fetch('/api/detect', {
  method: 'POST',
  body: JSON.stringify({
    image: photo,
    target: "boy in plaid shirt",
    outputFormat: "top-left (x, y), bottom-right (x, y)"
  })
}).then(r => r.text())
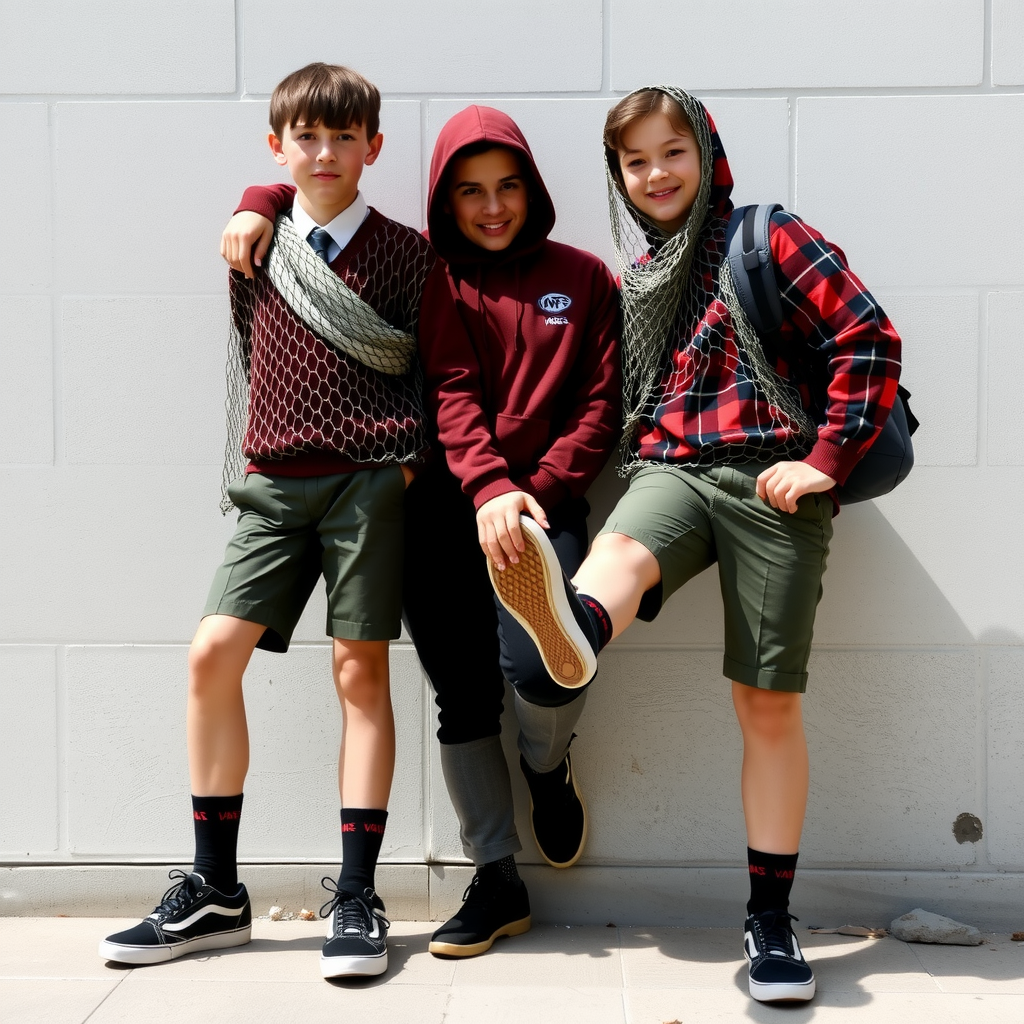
top-left (488, 86), bottom-right (901, 1004)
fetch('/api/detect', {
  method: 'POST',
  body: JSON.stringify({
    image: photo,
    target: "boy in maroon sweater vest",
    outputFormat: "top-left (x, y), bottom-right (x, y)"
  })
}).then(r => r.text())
top-left (99, 63), bottom-right (441, 980)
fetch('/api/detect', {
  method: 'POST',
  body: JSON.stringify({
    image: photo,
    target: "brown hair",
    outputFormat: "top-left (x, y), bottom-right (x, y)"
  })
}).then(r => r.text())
top-left (603, 89), bottom-right (695, 188)
top-left (269, 63), bottom-right (380, 140)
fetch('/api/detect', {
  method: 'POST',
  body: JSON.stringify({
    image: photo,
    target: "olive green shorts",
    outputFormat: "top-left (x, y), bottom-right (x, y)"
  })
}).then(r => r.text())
top-left (600, 463), bottom-right (834, 692)
top-left (203, 467), bottom-right (407, 652)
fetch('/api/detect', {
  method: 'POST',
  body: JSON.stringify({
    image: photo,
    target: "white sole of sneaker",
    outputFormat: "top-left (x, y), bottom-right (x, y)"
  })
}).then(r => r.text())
top-left (98, 925), bottom-right (252, 965)
top-left (320, 948), bottom-right (388, 978)
top-left (428, 914), bottom-right (532, 958)
top-left (487, 515), bottom-right (597, 689)
top-left (745, 938), bottom-right (816, 1003)
top-left (747, 975), bottom-right (816, 1002)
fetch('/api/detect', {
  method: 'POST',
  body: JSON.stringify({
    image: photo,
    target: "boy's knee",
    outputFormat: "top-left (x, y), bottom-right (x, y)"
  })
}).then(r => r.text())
top-left (333, 638), bottom-right (389, 671)
top-left (499, 622), bottom-right (590, 707)
top-left (734, 685), bottom-right (802, 739)
top-left (584, 532), bottom-right (661, 594)
top-left (187, 620), bottom-right (253, 695)
top-left (509, 672), bottom-right (589, 708)
top-left (590, 531), bottom-right (645, 566)
top-left (332, 640), bottom-right (390, 703)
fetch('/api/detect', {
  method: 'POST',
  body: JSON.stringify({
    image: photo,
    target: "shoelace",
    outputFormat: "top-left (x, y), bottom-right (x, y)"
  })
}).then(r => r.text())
top-left (461, 874), bottom-right (482, 904)
top-left (152, 870), bottom-right (198, 919)
top-left (756, 911), bottom-right (800, 956)
top-left (318, 878), bottom-right (390, 934)
top-left (460, 873), bottom-right (498, 908)
top-left (461, 866), bottom-right (521, 908)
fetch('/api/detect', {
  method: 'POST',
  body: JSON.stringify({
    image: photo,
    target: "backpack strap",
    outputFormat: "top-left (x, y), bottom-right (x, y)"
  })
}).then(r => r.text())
top-left (726, 203), bottom-right (919, 501)
top-left (725, 203), bottom-right (784, 335)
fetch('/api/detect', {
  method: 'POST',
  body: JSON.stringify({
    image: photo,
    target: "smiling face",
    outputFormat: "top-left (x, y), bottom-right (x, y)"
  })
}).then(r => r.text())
top-left (615, 111), bottom-right (702, 234)
top-left (269, 120), bottom-right (382, 224)
top-left (446, 147), bottom-right (529, 252)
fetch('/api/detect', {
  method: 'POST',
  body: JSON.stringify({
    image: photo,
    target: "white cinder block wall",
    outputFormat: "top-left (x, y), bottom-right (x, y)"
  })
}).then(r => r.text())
top-left (2, 0), bottom-right (1022, 928)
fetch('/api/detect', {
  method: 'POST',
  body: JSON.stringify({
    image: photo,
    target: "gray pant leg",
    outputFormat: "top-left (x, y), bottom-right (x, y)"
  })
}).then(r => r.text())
top-left (439, 735), bottom-right (522, 865)
top-left (515, 689), bottom-right (588, 774)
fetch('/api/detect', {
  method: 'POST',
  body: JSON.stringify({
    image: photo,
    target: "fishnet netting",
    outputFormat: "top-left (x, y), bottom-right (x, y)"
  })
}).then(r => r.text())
top-left (609, 85), bottom-right (816, 476)
top-left (221, 215), bottom-right (431, 512)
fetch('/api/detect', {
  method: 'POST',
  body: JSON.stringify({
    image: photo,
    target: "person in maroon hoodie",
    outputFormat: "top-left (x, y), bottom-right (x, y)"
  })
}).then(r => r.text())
top-left (220, 105), bottom-right (620, 958)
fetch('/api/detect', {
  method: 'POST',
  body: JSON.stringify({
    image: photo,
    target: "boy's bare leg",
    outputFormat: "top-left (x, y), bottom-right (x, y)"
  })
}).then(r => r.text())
top-left (731, 682), bottom-right (808, 853)
top-left (571, 532), bottom-right (661, 639)
top-left (320, 638), bottom-right (394, 978)
top-left (99, 614), bottom-right (260, 964)
top-left (187, 614), bottom-right (265, 795)
top-left (324, 638), bottom-right (394, 975)
top-left (333, 638), bottom-right (395, 808)
top-left (732, 683), bottom-right (814, 1002)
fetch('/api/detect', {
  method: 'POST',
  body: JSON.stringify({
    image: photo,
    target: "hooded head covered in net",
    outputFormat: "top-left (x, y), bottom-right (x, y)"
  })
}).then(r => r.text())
top-left (602, 86), bottom-right (815, 473)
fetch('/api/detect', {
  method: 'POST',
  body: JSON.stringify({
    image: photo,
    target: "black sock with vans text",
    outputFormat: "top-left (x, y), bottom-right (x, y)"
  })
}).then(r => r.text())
top-left (579, 594), bottom-right (612, 651)
top-left (746, 847), bottom-right (798, 915)
top-left (191, 794), bottom-right (243, 893)
top-left (337, 808), bottom-right (389, 894)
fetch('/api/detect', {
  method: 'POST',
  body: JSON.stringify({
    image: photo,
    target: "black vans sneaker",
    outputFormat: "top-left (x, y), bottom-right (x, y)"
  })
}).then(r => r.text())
top-left (428, 869), bottom-right (531, 958)
top-left (319, 880), bottom-right (390, 978)
top-left (743, 910), bottom-right (816, 1002)
top-left (520, 747), bottom-right (588, 868)
top-left (98, 870), bottom-right (251, 965)
top-left (488, 514), bottom-right (598, 689)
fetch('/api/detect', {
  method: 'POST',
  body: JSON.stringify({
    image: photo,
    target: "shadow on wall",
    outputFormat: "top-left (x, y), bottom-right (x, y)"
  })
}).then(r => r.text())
top-left (815, 496), bottom-right (983, 648)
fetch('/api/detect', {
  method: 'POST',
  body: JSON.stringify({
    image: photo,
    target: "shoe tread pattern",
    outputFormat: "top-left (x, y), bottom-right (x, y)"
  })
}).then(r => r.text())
top-left (489, 529), bottom-right (589, 688)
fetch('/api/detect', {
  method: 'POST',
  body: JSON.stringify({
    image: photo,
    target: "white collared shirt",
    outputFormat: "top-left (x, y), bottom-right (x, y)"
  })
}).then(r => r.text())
top-left (291, 193), bottom-right (369, 263)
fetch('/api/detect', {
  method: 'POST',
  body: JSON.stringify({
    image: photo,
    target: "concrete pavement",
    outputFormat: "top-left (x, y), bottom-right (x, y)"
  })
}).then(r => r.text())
top-left (3, 916), bottom-right (1024, 1023)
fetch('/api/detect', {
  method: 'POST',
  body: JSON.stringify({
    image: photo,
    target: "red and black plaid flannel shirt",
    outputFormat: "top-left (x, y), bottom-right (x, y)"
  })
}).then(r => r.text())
top-left (635, 210), bottom-right (902, 486)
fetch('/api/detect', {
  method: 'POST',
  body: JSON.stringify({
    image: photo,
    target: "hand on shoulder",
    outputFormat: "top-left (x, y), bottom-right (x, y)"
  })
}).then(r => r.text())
top-left (221, 212), bottom-right (275, 279)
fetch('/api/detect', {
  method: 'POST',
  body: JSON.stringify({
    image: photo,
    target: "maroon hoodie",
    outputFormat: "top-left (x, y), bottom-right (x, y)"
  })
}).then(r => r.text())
top-left (418, 105), bottom-right (621, 510)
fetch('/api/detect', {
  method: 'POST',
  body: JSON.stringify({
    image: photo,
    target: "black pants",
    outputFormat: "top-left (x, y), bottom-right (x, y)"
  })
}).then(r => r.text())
top-left (402, 463), bottom-right (590, 745)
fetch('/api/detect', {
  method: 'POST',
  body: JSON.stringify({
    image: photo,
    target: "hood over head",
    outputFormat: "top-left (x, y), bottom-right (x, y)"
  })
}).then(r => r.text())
top-left (427, 105), bottom-right (557, 266)
top-left (604, 86), bottom-right (735, 456)
top-left (604, 85), bottom-right (734, 236)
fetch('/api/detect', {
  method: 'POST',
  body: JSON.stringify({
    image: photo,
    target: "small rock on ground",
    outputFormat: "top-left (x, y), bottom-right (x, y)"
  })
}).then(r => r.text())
top-left (890, 908), bottom-right (983, 945)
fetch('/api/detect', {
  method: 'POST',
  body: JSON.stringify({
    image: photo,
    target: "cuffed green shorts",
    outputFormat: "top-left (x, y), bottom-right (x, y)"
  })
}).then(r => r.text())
top-left (600, 463), bottom-right (833, 692)
top-left (203, 467), bottom-right (407, 652)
